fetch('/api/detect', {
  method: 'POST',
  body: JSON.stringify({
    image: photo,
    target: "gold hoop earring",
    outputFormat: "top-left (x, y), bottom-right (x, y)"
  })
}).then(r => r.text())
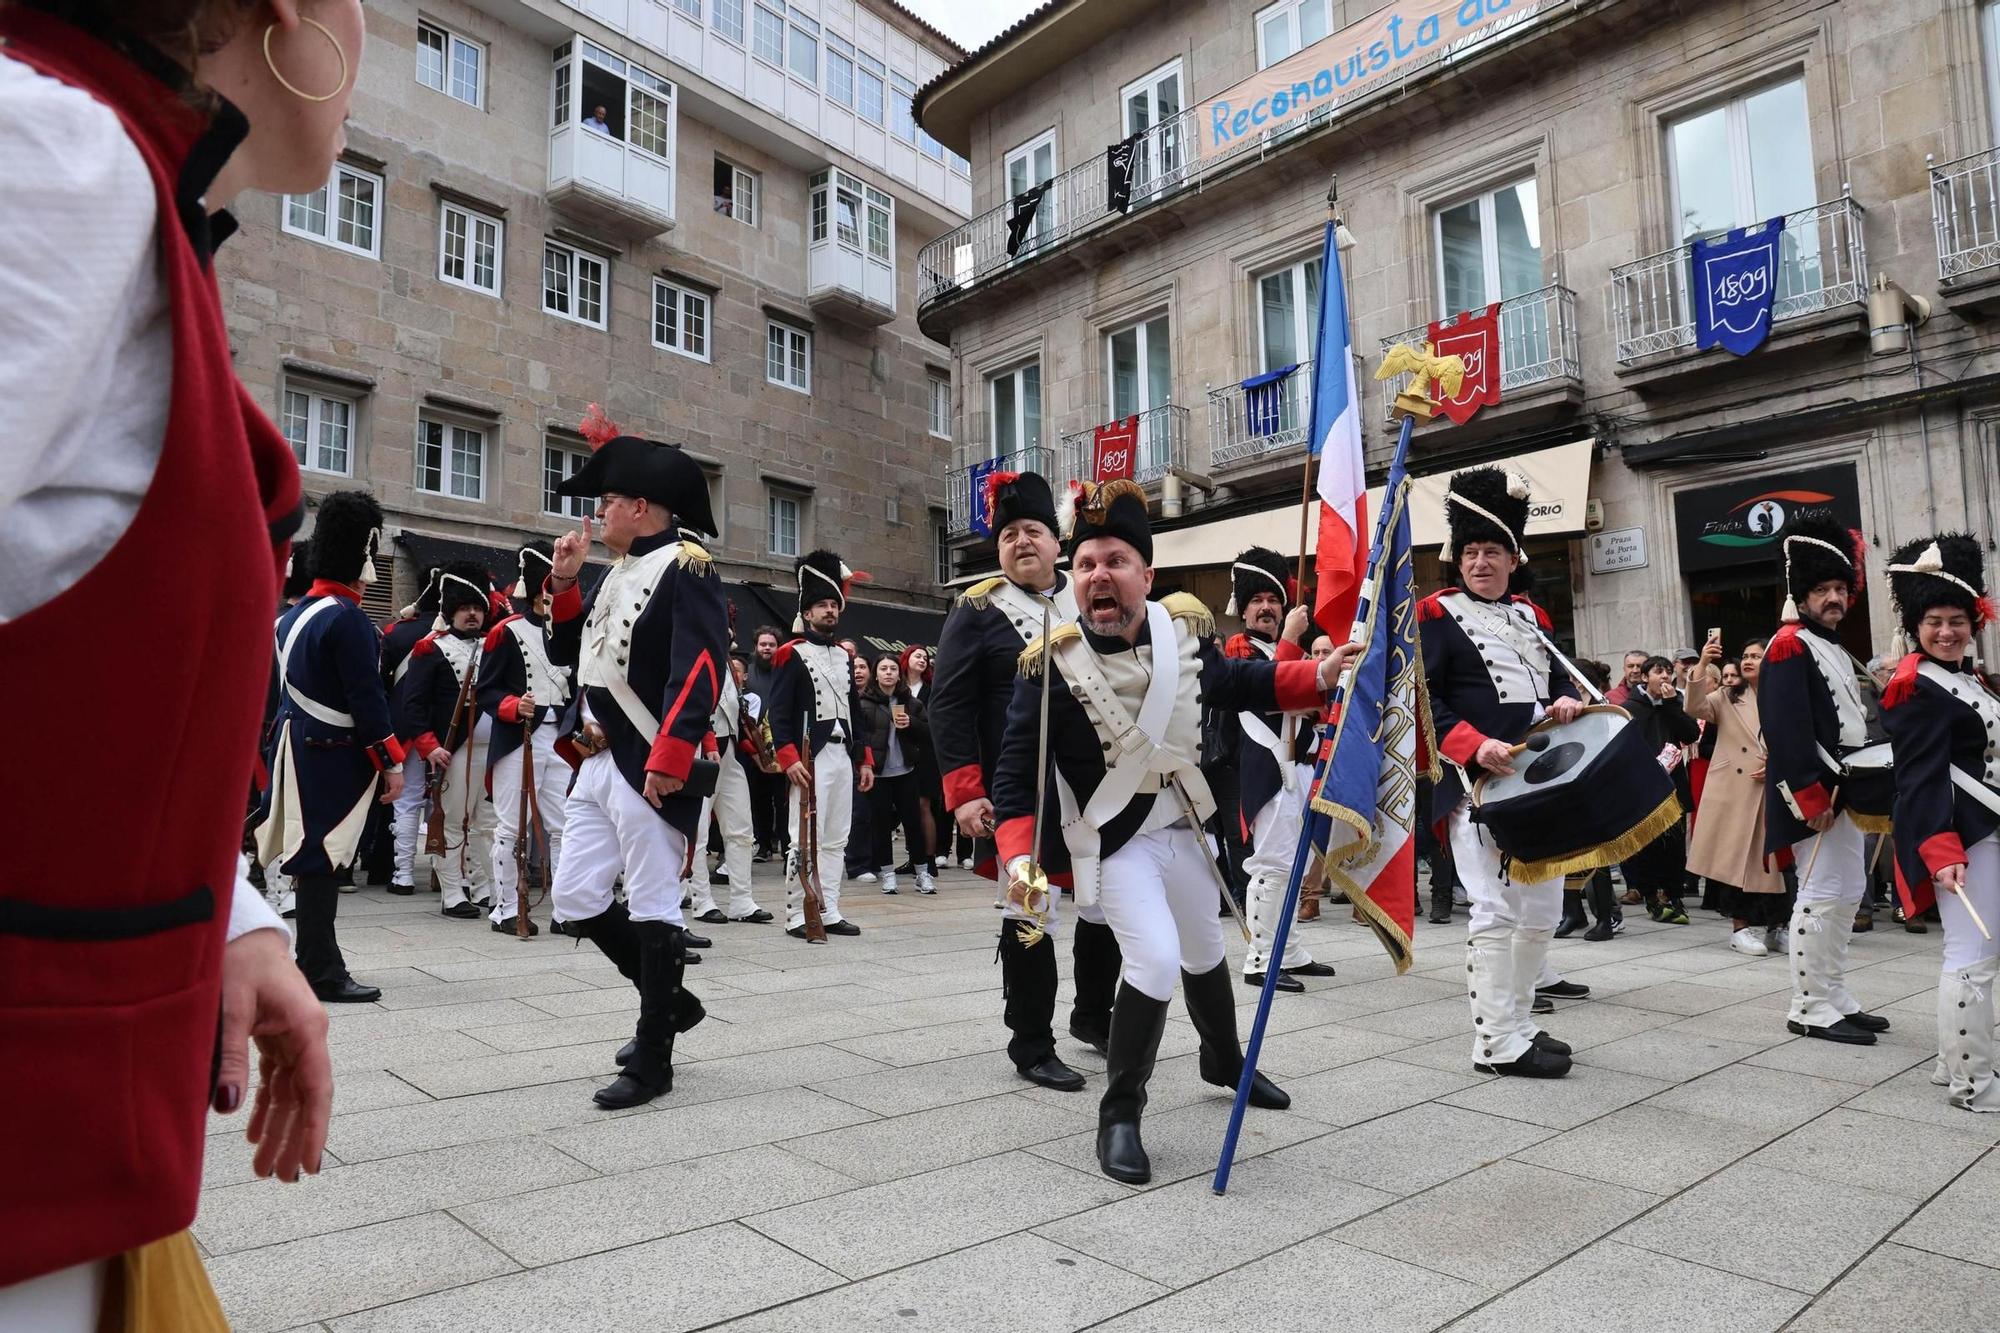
top-left (263, 17), bottom-right (349, 103)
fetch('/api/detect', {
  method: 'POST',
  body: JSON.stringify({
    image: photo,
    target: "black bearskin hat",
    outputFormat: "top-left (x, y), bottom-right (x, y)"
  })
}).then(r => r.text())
top-left (1780, 514), bottom-right (1863, 622)
top-left (1227, 546), bottom-right (1293, 617)
top-left (1061, 478), bottom-right (1152, 564)
top-left (437, 560), bottom-right (490, 622)
top-left (512, 541), bottom-right (555, 600)
top-left (1442, 466), bottom-right (1529, 562)
top-left (796, 549), bottom-right (864, 628)
top-left (985, 470), bottom-right (1059, 539)
top-left (1887, 533), bottom-right (1991, 638)
top-left (281, 540), bottom-right (315, 601)
top-left (310, 490), bottom-right (384, 587)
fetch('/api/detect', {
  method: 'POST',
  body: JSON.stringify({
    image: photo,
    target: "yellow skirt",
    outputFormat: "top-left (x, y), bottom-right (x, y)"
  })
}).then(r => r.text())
top-left (99, 1231), bottom-right (227, 1333)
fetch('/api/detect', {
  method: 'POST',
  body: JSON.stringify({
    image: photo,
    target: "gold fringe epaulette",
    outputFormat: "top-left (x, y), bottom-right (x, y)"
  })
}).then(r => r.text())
top-left (1162, 591), bottom-right (1214, 639)
top-left (959, 575), bottom-right (1007, 609)
top-left (1018, 623), bottom-right (1081, 677)
top-left (675, 540), bottom-right (715, 573)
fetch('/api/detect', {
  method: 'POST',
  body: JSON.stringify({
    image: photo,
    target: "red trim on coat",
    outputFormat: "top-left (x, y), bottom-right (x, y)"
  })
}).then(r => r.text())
top-left (1882, 653), bottom-right (1923, 710)
top-left (1272, 660), bottom-right (1324, 712)
top-left (1274, 638), bottom-right (1305, 662)
top-left (546, 579), bottom-right (583, 622)
top-left (942, 763), bottom-right (987, 810)
top-left (775, 743), bottom-right (802, 771)
top-left (1764, 624), bottom-right (1805, 663)
top-left (1790, 780), bottom-right (1832, 821)
top-left (365, 735), bottom-right (407, 772)
top-left (306, 579), bottom-right (359, 602)
top-left (414, 731), bottom-right (442, 759)
top-left (647, 733), bottom-right (696, 780)
top-left (1439, 720), bottom-right (1488, 767)
top-left (862, 747), bottom-right (875, 771)
top-left (483, 614), bottom-right (522, 652)
top-left (498, 695), bottom-right (523, 724)
top-left (658, 649), bottom-right (720, 742)
top-left (1920, 831), bottom-right (1970, 876)
top-left (995, 814), bottom-right (1036, 864)
top-left (771, 640), bottom-right (801, 669)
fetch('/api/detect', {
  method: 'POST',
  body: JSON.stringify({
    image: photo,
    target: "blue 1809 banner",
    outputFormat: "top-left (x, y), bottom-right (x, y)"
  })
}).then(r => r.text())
top-left (1691, 216), bottom-right (1783, 357)
top-left (966, 457), bottom-right (1000, 538)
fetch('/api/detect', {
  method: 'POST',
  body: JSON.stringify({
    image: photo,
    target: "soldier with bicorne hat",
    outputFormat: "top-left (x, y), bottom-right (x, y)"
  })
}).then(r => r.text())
top-left (400, 560), bottom-right (498, 918)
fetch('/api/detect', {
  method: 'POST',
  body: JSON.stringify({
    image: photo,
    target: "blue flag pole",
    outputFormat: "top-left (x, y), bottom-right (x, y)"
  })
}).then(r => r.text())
top-left (1212, 410), bottom-right (1416, 1196)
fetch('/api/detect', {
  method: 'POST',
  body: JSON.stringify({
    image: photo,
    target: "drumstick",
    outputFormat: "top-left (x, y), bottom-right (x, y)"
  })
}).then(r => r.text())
top-left (1798, 787), bottom-right (1840, 891)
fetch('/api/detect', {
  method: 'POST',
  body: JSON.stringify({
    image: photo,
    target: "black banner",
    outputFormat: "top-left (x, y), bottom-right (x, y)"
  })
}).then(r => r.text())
top-left (1672, 463), bottom-right (1863, 575)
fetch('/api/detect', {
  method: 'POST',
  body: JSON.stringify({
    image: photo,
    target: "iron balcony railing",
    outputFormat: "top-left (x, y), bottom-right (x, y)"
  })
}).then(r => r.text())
top-left (1058, 404), bottom-right (1190, 488)
top-left (945, 444), bottom-right (1055, 537)
top-left (1375, 285), bottom-right (1582, 424)
top-left (1932, 149), bottom-right (2000, 283)
top-left (1207, 361), bottom-right (1315, 469)
top-left (1609, 194), bottom-right (1868, 363)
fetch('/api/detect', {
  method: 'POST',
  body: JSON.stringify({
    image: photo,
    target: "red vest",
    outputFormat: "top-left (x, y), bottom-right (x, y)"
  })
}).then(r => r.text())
top-left (0, 12), bottom-right (301, 1284)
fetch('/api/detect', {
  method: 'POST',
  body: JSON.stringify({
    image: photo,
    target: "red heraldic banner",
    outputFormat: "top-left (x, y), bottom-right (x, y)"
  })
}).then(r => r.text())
top-left (1093, 416), bottom-right (1138, 482)
top-left (1426, 302), bottom-right (1500, 426)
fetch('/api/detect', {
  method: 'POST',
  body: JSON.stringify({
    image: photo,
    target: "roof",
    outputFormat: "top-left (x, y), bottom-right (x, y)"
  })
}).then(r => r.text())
top-left (914, 0), bottom-right (1119, 156)
top-left (875, 0), bottom-right (969, 60)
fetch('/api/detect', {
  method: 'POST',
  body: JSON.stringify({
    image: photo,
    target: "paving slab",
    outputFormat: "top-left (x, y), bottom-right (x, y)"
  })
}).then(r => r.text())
top-left (1021, 1095), bottom-right (1329, 1185)
top-left (1439, 1064), bottom-right (1673, 1130)
top-left (1442, 1239), bottom-right (1806, 1332)
top-left (1890, 1155), bottom-right (2000, 1269)
top-left (1786, 1241), bottom-right (2000, 1332)
top-left (543, 1085), bottom-right (879, 1173)
top-left (1509, 1102), bottom-right (1776, 1195)
top-left (1641, 1063), bottom-right (1861, 1133)
top-left (1748, 1106), bottom-right (1993, 1201)
top-left (1270, 1103), bottom-right (1555, 1197)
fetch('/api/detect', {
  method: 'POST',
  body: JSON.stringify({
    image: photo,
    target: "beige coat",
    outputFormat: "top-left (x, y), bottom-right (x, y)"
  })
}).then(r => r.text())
top-left (1685, 668), bottom-right (1785, 893)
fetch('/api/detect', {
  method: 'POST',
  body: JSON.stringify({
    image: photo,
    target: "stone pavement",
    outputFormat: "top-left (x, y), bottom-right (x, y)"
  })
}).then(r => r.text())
top-left (200, 870), bottom-right (1999, 1332)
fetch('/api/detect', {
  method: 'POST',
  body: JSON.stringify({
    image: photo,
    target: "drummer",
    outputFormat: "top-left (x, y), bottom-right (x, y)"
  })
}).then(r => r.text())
top-left (1761, 517), bottom-right (1892, 1046)
top-left (1419, 466), bottom-right (1587, 1080)
top-left (1881, 534), bottom-right (2000, 1112)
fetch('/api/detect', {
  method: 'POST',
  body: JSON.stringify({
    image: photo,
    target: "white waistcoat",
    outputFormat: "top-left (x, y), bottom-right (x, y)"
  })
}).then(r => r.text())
top-left (505, 617), bottom-right (570, 708)
top-left (1439, 591), bottom-right (1553, 708)
top-left (1801, 629), bottom-right (1869, 750)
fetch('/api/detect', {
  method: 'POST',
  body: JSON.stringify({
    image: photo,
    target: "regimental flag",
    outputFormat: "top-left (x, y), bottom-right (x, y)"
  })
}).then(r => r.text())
top-left (1692, 216), bottom-right (1783, 357)
top-left (1309, 220), bottom-right (1368, 639)
top-left (1426, 302), bottom-right (1500, 425)
top-left (1308, 443), bottom-right (1438, 973)
top-left (967, 457), bottom-right (1001, 538)
top-left (1093, 416), bottom-right (1138, 482)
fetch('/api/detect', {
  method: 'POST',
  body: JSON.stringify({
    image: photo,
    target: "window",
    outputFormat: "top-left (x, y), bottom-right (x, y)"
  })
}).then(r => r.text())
top-left (949, 150), bottom-right (971, 178)
top-left (988, 362), bottom-right (1041, 455)
top-left (628, 66), bottom-right (673, 158)
top-left (1433, 177), bottom-right (1541, 316)
top-left (933, 515), bottom-right (951, 584)
top-left (283, 162), bottom-right (381, 258)
top-left (1121, 62), bottom-right (1184, 198)
top-left (857, 52), bottom-right (885, 124)
top-left (891, 73), bottom-right (918, 143)
top-left (826, 32), bottom-right (855, 106)
top-left (552, 46), bottom-right (571, 128)
top-left (1108, 315), bottom-right (1173, 473)
top-left (1255, 0), bottom-right (1330, 68)
top-left (652, 278), bottom-right (710, 360)
top-left (280, 388), bottom-right (354, 475)
top-left (543, 442), bottom-right (592, 518)
top-left (1254, 257), bottom-right (1322, 436)
top-left (712, 0), bottom-right (744, 44)
top-left (674, 0), bottom-right (702, 17)
top-left (1667, 77), bottom-right (1818, 299)
top-left (752, 3), bottom-right (784, 65)
top-left (416, 416), bottom-right (486, 500)
top-left (543, 241), bottom-right (607, 328)
top-left (809, 169), bottom-right (891, 264)
top-left (766, 321), bottom-right (811, 393)
top-left (714, 158), bottom-right (757, 225)
top-left (1003, 132), bottom-right (1057, 250)
top-left (927, 372), bottom-right (951, 439)
top-left (788, 8), bottom-right (818, 83)
top-left (768, 488), bottom-right (803, 557)
top-left (417, 21), bottom-right (483, 107)
top-left (438, 202), bottom-right (503, 296)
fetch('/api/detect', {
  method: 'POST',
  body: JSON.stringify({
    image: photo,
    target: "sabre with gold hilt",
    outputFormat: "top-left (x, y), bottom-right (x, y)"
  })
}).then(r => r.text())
top-left (1010, 599), bottom-right (1058, 946)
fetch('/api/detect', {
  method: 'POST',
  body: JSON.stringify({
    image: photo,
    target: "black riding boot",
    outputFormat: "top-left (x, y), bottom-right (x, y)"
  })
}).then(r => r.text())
top-left (999, 922), bottom-right (1083, 1090)
top-left (594, 921), bottom-right (693, 1109)
top-left (1553, 889), bottom-right (1589, 939)
top-left (1068, 918), bottom-right (1121, 1053)
top-left (1583, 868), bottom-right (1617, 942)
top-left (570, 903), bottom-right (704, 1065)
top-left (1427, 853), bottom-right (1455, 924)
top-left (295, 872), bottom-right (376, 1000)
top-left (1097, 984), bottom-right (1170, 1184)
top-left (1181, 962), bottom-right (1290, 1110)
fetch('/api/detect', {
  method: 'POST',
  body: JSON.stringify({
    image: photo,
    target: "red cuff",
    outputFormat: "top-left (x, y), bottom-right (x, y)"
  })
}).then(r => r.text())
top-left (546, 578), bottom-right (583, 622)
top-left (995, 814), bottom-right (1035, 864)
top-left (365, 734), bottom-right (407, 771)
top-left (1440, 720), bottom-right (1488, 767)
top-left (701, 730), bottom-right (719, 760)
top-left (775, 742), bottom-right (802, 771)
top-left (414, 731), bottom-right (441, 759)
top-left (1275, 639), bottom-right (1305, 662)
top-left (943, 763), bottom-right (987, 810)
top-left (1920, 831), bottom-right (1969, 876)
top-left (1792, 780), bottom-right (1832, 821)
top-left (738, 735), bottom-right (759, 758)
top-left (1272, 660), bottom-right (1324, 712)
top-left (499, 695), bottom-right (523, 724)
top-left (647, 732), bottom-right (695, 780)
top-left (862, 747), bottom-right (875, 771)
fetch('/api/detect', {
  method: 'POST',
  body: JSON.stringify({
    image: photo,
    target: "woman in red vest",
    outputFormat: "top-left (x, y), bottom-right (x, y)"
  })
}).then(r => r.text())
top-left (0, 2), bottom-right (366, 1326)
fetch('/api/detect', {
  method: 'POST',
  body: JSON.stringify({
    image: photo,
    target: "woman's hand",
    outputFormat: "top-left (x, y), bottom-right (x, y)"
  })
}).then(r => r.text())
top-left (215, 930), bottom-right (332, 1183)
top-left (1937, 863), bottom-right (1967, 895)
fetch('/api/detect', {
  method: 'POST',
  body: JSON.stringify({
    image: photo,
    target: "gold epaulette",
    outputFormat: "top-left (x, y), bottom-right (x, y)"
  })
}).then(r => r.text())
top-left (1162, 591), bottom-right (1214, 639)
top-left (675, 540), bottom-right (715, 573)
top-left (959, 575), bottom-right (1007, 609)
top-left (1018, 622), bottom-right (1082, 677)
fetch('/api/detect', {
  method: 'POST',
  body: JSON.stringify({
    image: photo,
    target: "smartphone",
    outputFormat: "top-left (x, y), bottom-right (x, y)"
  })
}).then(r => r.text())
top-left (1707, 626), bottom-right (1722, 642)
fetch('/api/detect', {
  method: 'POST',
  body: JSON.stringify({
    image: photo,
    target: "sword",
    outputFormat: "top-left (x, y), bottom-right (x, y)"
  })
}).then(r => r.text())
top-left (1010, 598), bottom-right (1057, 944)
top-left (1167, 778), bottom-right (1253, 945)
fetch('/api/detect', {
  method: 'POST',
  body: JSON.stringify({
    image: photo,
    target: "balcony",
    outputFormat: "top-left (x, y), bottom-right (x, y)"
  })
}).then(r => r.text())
top-left (945, 445), bottom-right (1056, 537)
top-left (1208, 361), bottom-right (1314, 472)
top-left (1059, 404), bottom-right (1191, 490)
top-left (807, 169), bottom-right (896, 326)
top-left (546, 39), bottom-right (676, 240)
top-left (1931, 149), bottom-right (2000, 315)
top-left (1377, 285), bottom-right (1584, 431)
top-left (1609, 195), bottom-right (1867, 371)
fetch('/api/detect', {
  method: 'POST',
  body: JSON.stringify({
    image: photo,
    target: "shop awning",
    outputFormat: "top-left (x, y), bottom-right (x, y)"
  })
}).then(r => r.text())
top-left (733, 584), bottom-right (947, 659)
top-left (1149, 439), bottom-right (1595, 569)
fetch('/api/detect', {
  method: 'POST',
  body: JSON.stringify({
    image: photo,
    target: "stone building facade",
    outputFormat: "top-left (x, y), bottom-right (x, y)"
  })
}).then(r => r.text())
top-left (221, 0), bottom-right (967, 628)
top-left (915, 0), bottom-right (2000, 665)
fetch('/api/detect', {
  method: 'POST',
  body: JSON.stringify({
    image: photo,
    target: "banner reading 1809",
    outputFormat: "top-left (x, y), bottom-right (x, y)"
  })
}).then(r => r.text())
top-left (1200, 0), bottom-right (1540, 154)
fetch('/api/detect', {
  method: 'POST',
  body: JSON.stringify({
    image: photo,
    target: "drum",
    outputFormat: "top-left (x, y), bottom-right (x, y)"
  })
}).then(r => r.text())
top-left (1470, 705), bottom-right (1682, 883)
top-left (1840, 741), bottom-right (1893, 834)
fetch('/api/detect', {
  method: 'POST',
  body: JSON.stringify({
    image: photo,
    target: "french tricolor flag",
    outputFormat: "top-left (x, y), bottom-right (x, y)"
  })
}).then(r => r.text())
top-left (1309, 220), bottom-right (1367, 638)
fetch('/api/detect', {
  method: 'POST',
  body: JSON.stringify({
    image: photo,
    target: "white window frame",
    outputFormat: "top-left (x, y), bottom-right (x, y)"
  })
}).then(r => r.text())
top-left (927, 372), bottom-right (951, 440)
top-left (932, 513), bottom-right (951, 584)
top-left (1666, 75), bottom-right (1812, 243)
top-left (826, 31), bottom-right (855, 107)
top-left (714, 158), bottom-right (758, 226)
top-left (417, 19), bottom-right (484, 107)
top-left (542, 240), bottom-right (608, 329)
top-left (1254, 0), bottom-right (1331, 70)
top-left (787, 7), bottom-right (819, 85)
top-left (1003, 130), bottom-right (1058, 251)
top-left (1105, 315), bottom-right (1173, 421)
top-left (673, 0), bottom-right (702, 18)
top-left (652, 278), bottom-right (711, 361)
top-left (437, 201), bottom-right (504, 297)
top-left (986, 361), bottom-right (1042, 457)
top-left (543, 440), bottom-right (593, 519)
top-left (1430, 176), bottom-right (1539, 316)
top-left (767, 487), bottom-right (805, 557)
top-left (857, 51), bottom-right (885, 125)
top-left (891, 73), bottom-right (918, 144)
top-left (280, 385), bottom-right (356, 476)
top-left (751, 2), bottom-right (785, 66)
top-left (1255, 256), bottom-right (1322, 372)
top-left (415, 414), bottom-right (488, 502)
top-left (1119, 59), bottom-right (1185, 198)
top-left (282, 162), bottom-right (383, 259)
top-left (712, 0), bottom-right (744, 45)
top-left (766, 320), bottom-right (812, 393)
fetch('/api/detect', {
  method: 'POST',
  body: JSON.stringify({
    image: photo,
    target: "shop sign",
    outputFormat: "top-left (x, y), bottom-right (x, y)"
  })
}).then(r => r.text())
top-left (1672, 464), bottom-right (1862, 574)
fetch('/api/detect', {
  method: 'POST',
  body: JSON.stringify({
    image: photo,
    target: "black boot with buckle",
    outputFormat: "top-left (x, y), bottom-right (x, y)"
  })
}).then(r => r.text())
top-left (1097, 984), bottom-right (1170, 1184)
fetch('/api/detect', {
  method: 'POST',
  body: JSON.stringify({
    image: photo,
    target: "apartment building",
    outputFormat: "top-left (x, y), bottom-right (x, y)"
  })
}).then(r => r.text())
top-left (221, 0), bottom-right (968, 642)
top-left (915, 0), bottom-right (2000, 662)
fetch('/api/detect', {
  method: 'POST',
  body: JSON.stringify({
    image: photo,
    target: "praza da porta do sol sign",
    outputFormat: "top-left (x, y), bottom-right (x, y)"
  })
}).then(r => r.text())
top-left (1201, 0), bottom-right (1536, 152)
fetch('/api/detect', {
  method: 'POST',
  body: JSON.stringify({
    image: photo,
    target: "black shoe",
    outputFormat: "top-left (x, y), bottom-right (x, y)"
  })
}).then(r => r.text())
top-left (1185, 963), bottom-right (1290, 1109)
top-left (1842, 1010), bottom-right (1891, 1033)
top-left (1536, 980), bottom-right (1591, 1000)
top-left (313, 977), bottom-right (381, 1004)
top-left (491, 916), bottom-right (539, 936)
top-left (1852, 912), bottom-right (1874, 934)
top-left (1019, 1055), bottom-right (1086, 1091)
top-left (752, 850), bottom-right (772, 864)
top-left (733, 909), bottom-right (775, 924)
top-left (1283, 961), bottom-right (1336, 978)
top-left (440, 902), bottom-right (480, 919)
top-left (549, 918), bottom-right (574, 937)
top-left (682, 931), bottom-right (712, 949)
top-left (387, 882), bottom-right (416, 897)
top-left (824, 919), bottom-right (861, 936)
top-left (1243, 971), bottom-right (1305, 993)
top-left (1475, 1044), bottom-right (1571, 1077)
top-left (1429, 902), bottom-right (1454, 924)
top-left (683, 951), bottom-right (702, 964)
top-left (1531, 1031), bottom-right (1572, 1056)
top-left (1787, 1018), bottom-right (1878, 1046)
top-left (595, 922), bottom-right (692, 1109)
top-left (696, 908), bottom-right (728, 924)
top-left (1097, 985), bottom-right (1170, 1185)
top-left (1553, 890), bottom-right (1589, 939)
top-left (786, 925), bottom-right (809, 939)
top-left (1531, 994), bottom-right (1554, 1015)
top-left (1068, 1016), bottom-right (1110, 1055)
top-left (1583, 917), bottom-right (1614, 942)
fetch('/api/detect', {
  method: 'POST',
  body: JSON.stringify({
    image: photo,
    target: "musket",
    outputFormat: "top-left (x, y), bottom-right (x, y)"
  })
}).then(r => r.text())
top-left (795, 725), bottom-right (828, 943)
top-left (424, 640), bottom-right (479, 859)
top-left (1011, 599), bottom-right (1056, 944)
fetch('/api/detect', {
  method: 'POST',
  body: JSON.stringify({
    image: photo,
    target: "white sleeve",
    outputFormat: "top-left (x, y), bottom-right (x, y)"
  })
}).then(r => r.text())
top-left (227, 855), bottom-right (287, 942)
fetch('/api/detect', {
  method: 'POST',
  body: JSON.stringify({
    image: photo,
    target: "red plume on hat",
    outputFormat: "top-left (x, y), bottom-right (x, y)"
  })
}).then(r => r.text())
top-left (579, 402), bottom-right (620, 449)
top-left (982, 469), bottom-right (1019, 518)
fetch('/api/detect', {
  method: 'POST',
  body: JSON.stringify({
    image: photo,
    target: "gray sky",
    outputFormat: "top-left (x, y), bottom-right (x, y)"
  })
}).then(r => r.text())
top-left (895, 0), bottom-right (1040, 51)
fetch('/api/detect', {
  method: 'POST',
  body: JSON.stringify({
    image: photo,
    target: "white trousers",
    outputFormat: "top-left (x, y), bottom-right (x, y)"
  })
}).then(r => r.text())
top-left (431, 716), bottom-right (495, 908)
top-left (1451, 802), bottom-right (1561, 1064)
top-left (551, 749), bottom-right (687, 926)
top-left (391, 758), bottom-right (429, 887)
top-left (786, 744), bottom-right (852, 928)
top-left (1788, 816), bottom-right (1868, 1026)
top-left (1793, 814), bottom-right (1868, 908)
top-left (712, 751), bottom-right (760, 917)
top-left (1243, 777), bottom-right (1314, 975)
top-left (1095, 822), bottom-right (1229, 1001)
top-left (1941, 833), bottom-right (2000, 972)
top-left (488, 725), bottom-right (568, 925)
top-left (684, 794), bottom-right (720, 917)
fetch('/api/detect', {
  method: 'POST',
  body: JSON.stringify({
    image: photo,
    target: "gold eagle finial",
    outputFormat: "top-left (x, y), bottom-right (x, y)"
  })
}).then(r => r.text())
top-left (1374, 340), bottom-right (1466, 421)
